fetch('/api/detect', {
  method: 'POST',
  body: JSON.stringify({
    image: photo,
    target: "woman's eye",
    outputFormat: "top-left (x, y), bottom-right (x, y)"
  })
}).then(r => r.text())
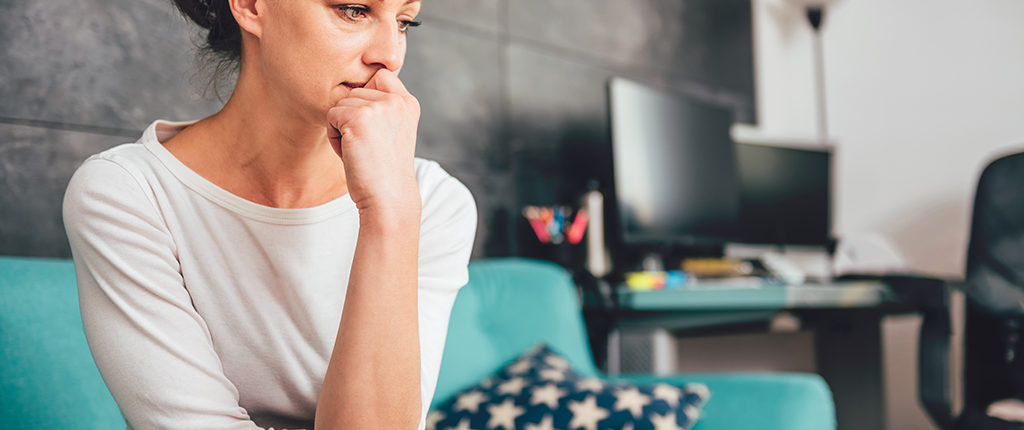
top-left (338, 5), bottom-right (368, 21)
top-left (398, 19), bottom-right (421, 33)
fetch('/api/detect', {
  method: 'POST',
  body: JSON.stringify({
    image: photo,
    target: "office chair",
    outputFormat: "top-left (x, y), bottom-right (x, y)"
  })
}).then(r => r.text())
top-left (920, 150), bottom-right (1024, 430)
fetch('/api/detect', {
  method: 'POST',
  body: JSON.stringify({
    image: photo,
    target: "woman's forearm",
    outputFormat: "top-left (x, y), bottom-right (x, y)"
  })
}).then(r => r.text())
top-left (316, 207), bottom-right (422, 429)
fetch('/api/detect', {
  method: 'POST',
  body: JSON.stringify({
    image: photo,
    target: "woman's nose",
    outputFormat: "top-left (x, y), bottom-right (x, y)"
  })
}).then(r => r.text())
top-left (362, 21), bottom-right (404, 72)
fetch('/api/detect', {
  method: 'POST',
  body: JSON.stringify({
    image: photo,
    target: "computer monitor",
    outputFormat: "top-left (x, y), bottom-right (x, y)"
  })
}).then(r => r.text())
top-left (608, 78), bottom-right (740, 247)
top-left (735, 142), bottom-right (832, 246)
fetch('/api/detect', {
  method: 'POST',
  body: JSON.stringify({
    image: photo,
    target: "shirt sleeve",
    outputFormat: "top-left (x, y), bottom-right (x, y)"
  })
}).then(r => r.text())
top-left (64, 157), bottom-right (265, 430)
top-left (413, 164), bottom-right (478, 428)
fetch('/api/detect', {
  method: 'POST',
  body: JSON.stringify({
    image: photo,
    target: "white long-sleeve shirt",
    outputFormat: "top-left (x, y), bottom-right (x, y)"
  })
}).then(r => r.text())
top-left (63, 120), bottom-right (477, 429)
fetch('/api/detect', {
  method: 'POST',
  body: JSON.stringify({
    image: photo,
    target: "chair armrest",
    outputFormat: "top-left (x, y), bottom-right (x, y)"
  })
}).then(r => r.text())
top-left (910, 278), bottom-right (955, 429)
top-left (612, 372), bottom-right (835, 430)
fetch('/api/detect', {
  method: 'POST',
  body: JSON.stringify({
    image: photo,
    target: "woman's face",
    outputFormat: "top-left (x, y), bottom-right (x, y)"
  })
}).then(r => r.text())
top-left (254, 0), bottom-right (421, 126)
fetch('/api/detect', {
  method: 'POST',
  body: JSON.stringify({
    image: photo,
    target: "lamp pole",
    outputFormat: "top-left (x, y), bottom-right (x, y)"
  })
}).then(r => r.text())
top-left (806, 6), bottom-right (829, 146)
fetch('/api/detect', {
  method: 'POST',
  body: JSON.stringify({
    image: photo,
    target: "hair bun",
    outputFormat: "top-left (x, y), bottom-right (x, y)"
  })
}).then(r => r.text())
top-left (172, 0), bottom-right (218, 30)
top-left (171, 0), bottom-right (241, 57)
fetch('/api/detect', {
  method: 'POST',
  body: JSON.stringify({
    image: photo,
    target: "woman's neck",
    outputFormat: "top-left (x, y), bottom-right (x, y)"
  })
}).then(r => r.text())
top-left (164, 68), bottom-right (347, 209)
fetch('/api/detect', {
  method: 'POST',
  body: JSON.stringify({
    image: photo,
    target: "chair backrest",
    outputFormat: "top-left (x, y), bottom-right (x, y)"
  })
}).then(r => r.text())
top-left (964, 151), bottom-right (1024, 315)
top-left (430, 258), bottom-right (599, 408)
top-left (960, 150), bottom-right (1024, 418)
top-left (0, 257), bottom-right (124, 429)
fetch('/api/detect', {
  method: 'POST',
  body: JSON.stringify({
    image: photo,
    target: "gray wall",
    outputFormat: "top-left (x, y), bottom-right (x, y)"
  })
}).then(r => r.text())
top-left (1, 0), bottom-right (753, 259)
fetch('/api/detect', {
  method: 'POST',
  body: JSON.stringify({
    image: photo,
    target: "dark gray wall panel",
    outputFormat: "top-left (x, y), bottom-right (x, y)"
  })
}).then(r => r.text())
top-left (435, 164), bottom-right (516, 258)
top-left (403, 25), bottom-right (504, 171)
top-left (506, 45), bottom-right (621, 205)
top-left (0, 124), bottom-right (122, 257)
top-left (419, 0), bottom-right (502, 35)
top-left (0, 0), bottom-right (221, 131)
top-left (507, 0), bottom-right (754, 95)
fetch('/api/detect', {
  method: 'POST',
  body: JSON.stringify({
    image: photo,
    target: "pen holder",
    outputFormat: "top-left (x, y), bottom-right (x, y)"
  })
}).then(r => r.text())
top-left (520, 204), bottom-right (589, 272)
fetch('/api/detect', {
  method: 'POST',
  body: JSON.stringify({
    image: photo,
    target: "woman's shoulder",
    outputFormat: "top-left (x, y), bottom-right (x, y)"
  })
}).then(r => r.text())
top-left (67, 132), bottom-right (167, 196)
top-left (64, 122), bottom-right (177, 221)
top-left (413, 158), bottom-right (475, 209)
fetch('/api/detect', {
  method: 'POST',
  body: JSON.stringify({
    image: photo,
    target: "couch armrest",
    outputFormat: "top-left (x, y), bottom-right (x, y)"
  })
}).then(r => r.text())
top-left (612, 372), bottom-right (835, 430)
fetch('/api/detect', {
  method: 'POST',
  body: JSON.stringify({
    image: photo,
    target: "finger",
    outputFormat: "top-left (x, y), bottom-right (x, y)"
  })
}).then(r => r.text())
top-left (326, 102), bottom-right (371, 138)
top-left (334, 97), bottom-right (373, 108)
top-left (364, 68), bottom-right (408, 95)
top-left (344, 87), bottom-right (388, 101)
top-left (326, 121), bottom-right (343, 150)
top-left (326, 105), bottom-right (359, 135)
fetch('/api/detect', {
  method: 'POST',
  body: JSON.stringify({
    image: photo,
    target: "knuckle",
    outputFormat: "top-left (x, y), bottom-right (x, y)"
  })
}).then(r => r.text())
top-left (354, 106), bottom-right (373, 121)
top-left (326, 108), bottom-right (344, 124)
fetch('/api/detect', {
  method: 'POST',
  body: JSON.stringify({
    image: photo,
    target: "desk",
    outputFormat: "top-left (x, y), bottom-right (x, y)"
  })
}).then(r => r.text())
top-left (617, 280), bottom-right (892, 310)
top-left (585, 278), bottom-right (922, 430)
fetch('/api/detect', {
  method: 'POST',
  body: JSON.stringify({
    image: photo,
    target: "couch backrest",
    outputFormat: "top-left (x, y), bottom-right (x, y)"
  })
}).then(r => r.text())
top-left (0, 257), bottom-right (124, 429)
top-left (430, 258), bottom-right (599, 408)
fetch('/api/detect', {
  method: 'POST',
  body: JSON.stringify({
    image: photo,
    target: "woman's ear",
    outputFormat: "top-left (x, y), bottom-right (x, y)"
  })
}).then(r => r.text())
top-left (228, 0), bottom-right (264, 38)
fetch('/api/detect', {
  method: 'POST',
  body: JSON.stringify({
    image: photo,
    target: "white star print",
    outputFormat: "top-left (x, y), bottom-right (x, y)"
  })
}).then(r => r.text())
top-left (576, 378), bottom-right (604, 392)
top-left (685, 383), bottom-right (711, 401)
top-left (524, 414), bottom-right (556, 430)
top-left (614, 386), bottom-right (651, 419)
top-left (507, 359), bottom-right (533, 375)
top-left (486, 399), bottom-right (525, 430)
top-left (539, 368), bottom-right (566, 382)
top-left (653, 384), bottom-right (683, 407)
top-left (451, 418), bottom-right (473, 430)
top-left (621, 424), bottom-right (634, 430)
top-left (425, 410), bottom-right (445, 430)
top-left (545, 354), bottom-right (570, 370)
top-left (650, 411), bottom-right (682, 430)
top-left (455, 390), bottom-right (489, 413)
top-left (567, 395), bottom-right (610, 430)
top-left (530, 383), bottom-right (566, 409)
top-left (682, 403), bottom-right (702, 421)
top-left (498, 377), bottom-right (528, 396)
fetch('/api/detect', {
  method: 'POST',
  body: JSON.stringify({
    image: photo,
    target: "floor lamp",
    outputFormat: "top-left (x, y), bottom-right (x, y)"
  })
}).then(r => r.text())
top-left (787, 0), bottom-right (841, 146)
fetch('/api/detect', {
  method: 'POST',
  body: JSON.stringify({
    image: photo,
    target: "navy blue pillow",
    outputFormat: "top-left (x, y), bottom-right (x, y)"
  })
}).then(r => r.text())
top-left (427, 344), bottom-right (710, 430)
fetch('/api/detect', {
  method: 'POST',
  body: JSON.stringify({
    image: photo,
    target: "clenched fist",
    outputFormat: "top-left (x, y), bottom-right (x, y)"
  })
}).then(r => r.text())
top-left (327, 68), bottom-right (421, 218)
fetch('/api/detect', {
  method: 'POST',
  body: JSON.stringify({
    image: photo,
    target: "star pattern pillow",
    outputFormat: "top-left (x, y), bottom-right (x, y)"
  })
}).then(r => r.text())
top-left (427, 343), bottom-right (710, 430)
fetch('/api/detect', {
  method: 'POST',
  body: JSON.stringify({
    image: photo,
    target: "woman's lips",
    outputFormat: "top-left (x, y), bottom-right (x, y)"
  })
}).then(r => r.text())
top-left (342, 82), bottom-right (366, 90)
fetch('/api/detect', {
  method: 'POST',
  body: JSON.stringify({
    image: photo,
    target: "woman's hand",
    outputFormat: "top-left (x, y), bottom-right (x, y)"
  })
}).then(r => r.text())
top-left (327, 68), bottom-right (421, 218)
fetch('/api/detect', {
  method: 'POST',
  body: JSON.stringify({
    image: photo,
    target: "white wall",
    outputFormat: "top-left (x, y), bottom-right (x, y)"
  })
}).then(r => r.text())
top-left (753, 0), bottom-right (1024, 279)
top-left (754, 2), bottom-right (1024, 428)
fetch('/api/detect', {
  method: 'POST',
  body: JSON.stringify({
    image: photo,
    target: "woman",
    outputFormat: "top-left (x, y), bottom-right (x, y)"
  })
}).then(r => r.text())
top-left (62, 0), bottom-right (476, 428)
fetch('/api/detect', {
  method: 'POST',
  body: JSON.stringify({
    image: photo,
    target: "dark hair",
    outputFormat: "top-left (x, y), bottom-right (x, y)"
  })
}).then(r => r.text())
top-left (171, 0), bottom-right (242, 97)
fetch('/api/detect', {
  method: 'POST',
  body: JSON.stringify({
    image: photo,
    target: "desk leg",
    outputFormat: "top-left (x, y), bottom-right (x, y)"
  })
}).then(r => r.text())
top-left (582, 308), bottom-right (615, 371)
top-left (607, 329), bottom-right (620, 375)
top-left (812, 311), bottom-right (886, 430)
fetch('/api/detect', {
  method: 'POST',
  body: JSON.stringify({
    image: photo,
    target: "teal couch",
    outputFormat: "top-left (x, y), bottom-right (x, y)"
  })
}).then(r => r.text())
top-left (432, 259), bottom-right (836, 429)
top-left (1, 256), bottom-right (835, 429)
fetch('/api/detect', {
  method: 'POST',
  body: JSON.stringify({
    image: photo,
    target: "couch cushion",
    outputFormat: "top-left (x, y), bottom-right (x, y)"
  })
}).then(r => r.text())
top-left (431, 259), bottom-right (600, 408)
top-left (428, 343), bottom-right (710, 430)
top-left (0, 256), bottom-right (124, 429)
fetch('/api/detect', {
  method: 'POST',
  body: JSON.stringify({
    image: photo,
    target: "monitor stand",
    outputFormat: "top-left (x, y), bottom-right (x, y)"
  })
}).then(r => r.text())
top-left (641, 252), bottom-right (665, 272)
top-left (628, 244), bottom-right (726, 273)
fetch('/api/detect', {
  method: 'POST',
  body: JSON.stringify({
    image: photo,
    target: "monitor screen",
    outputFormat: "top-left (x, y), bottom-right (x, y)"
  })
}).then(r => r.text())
top-left (609, 78), bottom-right (740, 246)
top-left (735, 143), bottom-right (832, 246)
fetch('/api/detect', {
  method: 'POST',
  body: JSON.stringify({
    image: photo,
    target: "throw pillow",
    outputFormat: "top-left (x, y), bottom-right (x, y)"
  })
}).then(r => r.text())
top-left (428, 343), bottom-right (710, 430)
